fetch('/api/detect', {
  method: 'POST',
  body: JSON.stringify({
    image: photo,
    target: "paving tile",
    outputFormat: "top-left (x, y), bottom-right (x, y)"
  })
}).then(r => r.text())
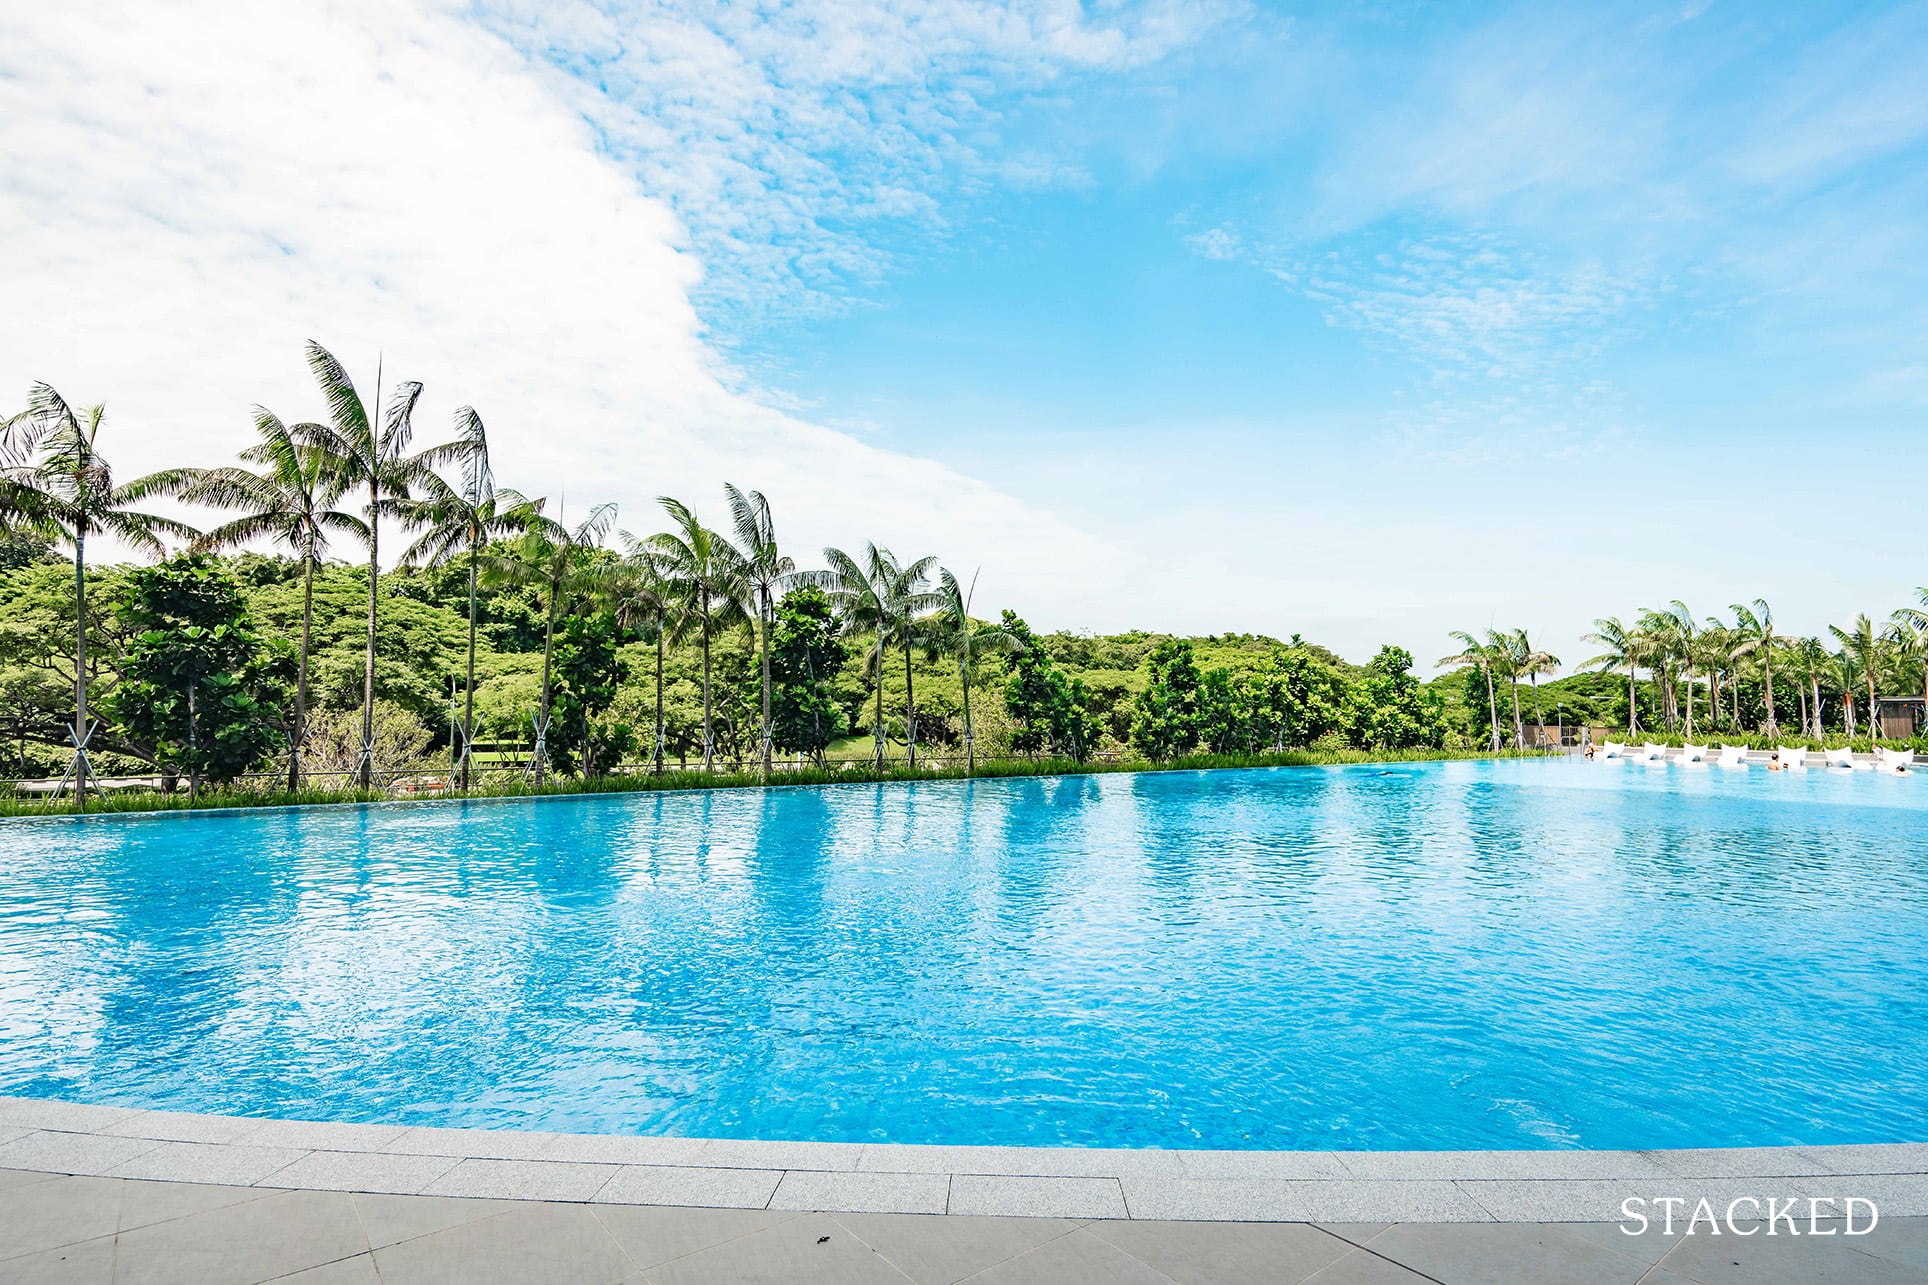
top-left (956, 1227), bottom-right (1176, 1284)
top-left (594, 1163), bottom-right (782, 1209)
top-left (0, 1231), bottom-right (119, 1283)
top-left (119, 1176), bottom-right (282, 1232)
top-left (1314, 1223), bottom-right (1391, 1244)
top-left (0, 1124), bottom-right (38, 1148)
top-left (856, 1144), bottom-right (1183, 1179)
top-left (0, 1097), bottom-right (144, 1133)
top-left (1642, 1147), bottom-right (1841, 1178)
top-left (1365, 1221), bottom-right (1656, 1285)
top-left (1802, 1145), bottom-right (1928, 1177)
top-left (235, 1119), bottom-right (413, 1153)
top-left (260, 1148), bottom-right (462, 1195)
top-left (1176, 1151), bottom-right (1352, 1181)
top-left (538, 1132), bottom-right (717, 1167)
top-left (1339, 1149), bottom-right (1671, 1181)
top-left (833, 1211), bottom-right (1080, 1285)
top-left (101, 1109), bottom-right (267, 1145)
top-left (593, 1204), bottom-right (798, 1270)
top-left (1453, 1177), bottom-right (1815, 1223)
top-left (949, 1175), bottom-right (1127, 1219)
top-left (420, 1156), bottom-right (618, 1202)
top-left (1859, 1217), bottom-right (1928, 1273)
top-left (647, 1212), bottom-right (915, 1284)
top-left (386, 1124), bottom-right (565, 1160)
top-left (693, 1138), bottom-right (864, 1171)
top-left (1546, 1217), bottom-right (1684, 1268)
top-left (106, 1140), bottom-right (310, 1187)
top-left (771, 1169), bottom-right (951, 1215)
top-left (1808, 1174), bottom-right (1928, 1218)
top-left (373, 1203), bottom-right (632, 1285)
top-left (1090, 1218), bottom-right (1355, 1284)
top-left (110, 1188), bottom-right (368, 1285)
top-left (1298, 1248), bottom-right (1434, 1284)
top-left (1121, 1178), bottom-right (1490, 1223)
top-left (1654, 1222), bottom-right (1928, 1284)
top-left (0, 1165), bottom-right (64, 1189)
top-left (264, 1254), bottom-right (383, 1283)
top-left (0, 1174), bottom-right (123, 1261)
top-left (0, 1128), bottom-right (162, 1175)
top-left (351, 1192), bottom-right (523, 1249)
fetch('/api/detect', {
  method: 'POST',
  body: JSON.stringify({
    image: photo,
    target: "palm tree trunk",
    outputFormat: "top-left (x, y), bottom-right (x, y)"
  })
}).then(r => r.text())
top-left (699, 591), bottom-right (713, 772)
top-left (535, 582), bottom-right (557, 785)
top-left (293, 555), bottom-right (314, 792)
top-left (653, 624), bottom-right (665, 775)
top-left (903, 634), bottom-right (917, 770)
top-left (1627, 667), bottom-right (1638, 736)
top-left (360, 480), bottom-right (379, 788)
top-left (759, 589), bottom-right (773, 776)
top-left (1764, 652), bottom-right (1776, 737)
top-left (462, 542), bottom-right (478, 790)
top-left (1484, 666), bottom-right (1498, 751)
top-left (1509, 676), bottom-right (1522, 748)
top-left (961, 650), bottom-right (975, 777)
top-left (1868, 671), bottom-right (1879, 749)
top-left (72, 533), bottom-right (88, 813)
top-left (872, 623), bottom-right (885, 771)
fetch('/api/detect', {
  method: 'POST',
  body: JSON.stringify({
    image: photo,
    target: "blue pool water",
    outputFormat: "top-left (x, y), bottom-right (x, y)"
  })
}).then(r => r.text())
top-left (1, 758), bottom-right (1925, 1151)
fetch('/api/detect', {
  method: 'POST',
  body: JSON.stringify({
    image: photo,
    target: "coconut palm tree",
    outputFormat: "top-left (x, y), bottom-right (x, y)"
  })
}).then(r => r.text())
top-left (0, 384), bottom-right (198, 808)
top-left (180, 407), bottom-right (361, 790)
top-left (1509, 629), bottom-right (1558, 745)
top-left (1885, 613), bottom-right (1928, 736)
top-left (1642, 603), bottom-right (1699, 736)
top-left (927, 568), bottom-right (1023, 775)
top-left (483, 500), bottom-right (617, 782)
top-left (808, 544), bottom-right (894, 769)
top-left (648, 498), bottom-right (743, 772)
top-left (1582, 616), bottom-right (1645, 735)
top-left (1831, 614), bottom-right (1885, 750)
top-left (1728, 600), bottom-right (1782, 737)
top-left (609, 540), bottom-right (676, 774)
top-left (878, 548), bottom-right (942, 769)
top-left (392, 408), bottom-right (525, 789)
top-left (1788, 635), bottom-right (1829, 737)
top-left (1438, 630), bottom-right (1502, 751)
top-left (723, 484), bottom-right (794, 777)
top-left (296, 342), bottom-right (427, 787)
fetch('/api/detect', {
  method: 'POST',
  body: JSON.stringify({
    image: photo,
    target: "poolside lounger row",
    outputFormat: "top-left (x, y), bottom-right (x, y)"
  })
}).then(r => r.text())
top-left (1592, 743), bottom-right (1912, 771)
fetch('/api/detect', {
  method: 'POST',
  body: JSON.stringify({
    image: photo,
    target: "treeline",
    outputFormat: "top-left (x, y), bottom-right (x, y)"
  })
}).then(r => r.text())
top-left (0, 352), bottom-right (1453, 803)
top-left (1441, 600), bottom-right (1928, 748)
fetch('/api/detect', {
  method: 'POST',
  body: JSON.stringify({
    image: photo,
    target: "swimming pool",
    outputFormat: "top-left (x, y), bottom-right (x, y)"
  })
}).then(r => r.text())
top-left (1, 759), bottom-right (1923, 1151)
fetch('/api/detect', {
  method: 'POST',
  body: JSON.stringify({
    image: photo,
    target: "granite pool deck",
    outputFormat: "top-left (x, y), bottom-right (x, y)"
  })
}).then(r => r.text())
top-left (3, 1096), bottom-right (1927, 1282)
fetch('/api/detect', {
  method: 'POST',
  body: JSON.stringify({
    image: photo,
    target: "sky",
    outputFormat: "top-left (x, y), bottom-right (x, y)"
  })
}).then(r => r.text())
top-left (3, 0), bottom-right (1925, 669)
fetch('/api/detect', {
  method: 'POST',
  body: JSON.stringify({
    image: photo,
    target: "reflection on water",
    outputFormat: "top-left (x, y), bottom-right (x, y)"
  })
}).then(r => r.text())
top-left (1, 759), bottom-right (1925, 1150)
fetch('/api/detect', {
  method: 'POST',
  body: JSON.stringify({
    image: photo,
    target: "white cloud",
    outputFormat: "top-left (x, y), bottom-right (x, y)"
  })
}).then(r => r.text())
top-left (0, 0), bottom-right (1116, 618)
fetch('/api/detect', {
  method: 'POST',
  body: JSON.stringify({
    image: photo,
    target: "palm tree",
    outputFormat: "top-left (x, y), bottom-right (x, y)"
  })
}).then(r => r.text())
top-left (723, 485), bottom-right (793, 777)
top-left (297, 343), bottom-right (427, 787)
top-left (609, 540), bottom-right (676, 774)
top-left (1583, 616), bottom-right (1644, 736)
top-left (1642, 602), bottom-right (1699, 737)
top-left (878, 548), bottom-right (942, 769)
top-left (1510, 629), bottom-right (1558, 745)
top-left (181, 407), bottom-right (361, 790)
top-left (1830, 614), bottom-right (1884, 750)
top-left (1789, 635), bottom-right (1829, 738)
top-left (809, 544), bottom-right (894, 769)
top-left (1488, 628), bottom-right (1529, 748)
top-left (648, 498), bottom-right (742, 772)
top-left (1728, 600), bottom-right (1781, 736)
top-left (393, 408), bottom-right (525, 789)
top-left (1438, 630), bottom-right (1502, 751)
top-left (927, 568), bottom-right (1023, 775)
top-left (0, 384), bottom-right (197, 808)
top-left (1698, 617), bottom-right (1735, 733)
top-left (1885, 613), bottom-right (1928, 736)
top-left (483, 500), bottom-right (617, 782)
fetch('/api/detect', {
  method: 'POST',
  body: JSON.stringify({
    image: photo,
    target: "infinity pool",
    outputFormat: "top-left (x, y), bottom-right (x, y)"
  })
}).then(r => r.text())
top-left (2, 759), bottom-right (1924, 1150)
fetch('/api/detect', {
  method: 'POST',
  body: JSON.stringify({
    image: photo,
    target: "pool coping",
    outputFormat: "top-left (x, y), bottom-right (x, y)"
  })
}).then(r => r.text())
top-left (3, 1096), bottom-right (1924, 1223)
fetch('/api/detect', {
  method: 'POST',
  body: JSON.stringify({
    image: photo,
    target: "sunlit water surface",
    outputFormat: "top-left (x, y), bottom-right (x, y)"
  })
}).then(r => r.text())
top-left (2, 758), bottom-right (1924, 1150)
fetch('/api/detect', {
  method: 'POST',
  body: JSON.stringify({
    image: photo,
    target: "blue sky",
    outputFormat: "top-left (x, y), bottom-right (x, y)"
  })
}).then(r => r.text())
top-left (5, 0), bottom-right (1926, 664)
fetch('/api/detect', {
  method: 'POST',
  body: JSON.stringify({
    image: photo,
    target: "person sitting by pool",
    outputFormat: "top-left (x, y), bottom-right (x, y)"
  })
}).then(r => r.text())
top-left (1583, 742), bottom-right (1596, 761)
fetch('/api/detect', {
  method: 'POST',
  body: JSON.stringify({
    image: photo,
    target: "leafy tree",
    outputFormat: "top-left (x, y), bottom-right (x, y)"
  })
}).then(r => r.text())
top-left (107, 555), bottom-right (290, 793)
top-left (1196, 667), bottom-right (1247, 754)
top-left (999, 610), bottom-right (1097, 760)
top-left (768, 586), bottom-right (846, 761)
top-left (1130, 638), bottom-right (1202, 761)
top-left (547, 609), bottom-right (633, 776)
top-left (0, 383), bottom-right (197, 807)
top-left (1251, 647), bottom-right (1347, 749)
top-left (924, 569), bottom-right (1022, 774)
top-left (1346, 646), bottom-right (1448, 750)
